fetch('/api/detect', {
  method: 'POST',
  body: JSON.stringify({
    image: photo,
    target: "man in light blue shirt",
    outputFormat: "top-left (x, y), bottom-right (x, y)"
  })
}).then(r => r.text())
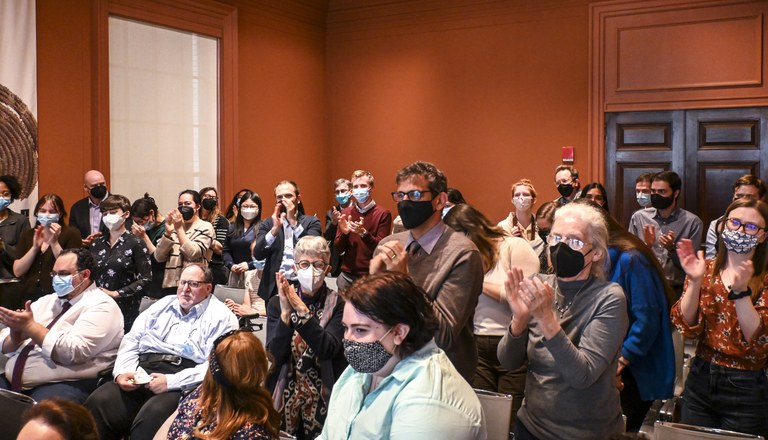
top-left (85, 264), bottom-right (238, 440)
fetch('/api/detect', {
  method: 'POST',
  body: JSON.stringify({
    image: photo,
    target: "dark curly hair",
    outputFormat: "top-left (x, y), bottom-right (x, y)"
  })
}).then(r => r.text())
top-left (344, 272), bottom-right (437, 358)
top-left (0, 175), bottom-right (22, 200)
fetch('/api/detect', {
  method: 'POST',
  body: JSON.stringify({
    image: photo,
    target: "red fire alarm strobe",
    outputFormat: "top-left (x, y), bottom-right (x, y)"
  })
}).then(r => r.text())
top-left (562, 146), bottom-right (574, 163)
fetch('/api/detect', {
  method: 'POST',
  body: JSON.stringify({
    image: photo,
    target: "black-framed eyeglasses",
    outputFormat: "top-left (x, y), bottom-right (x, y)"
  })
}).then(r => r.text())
top-left (178, 279), bottom-right (210, 288)
top-left (212, 328), bottom-right (249, 350)
top-left (725, 218), bottom-right (765, 236)
top-left (391, 190), bottom-right (435, 202)
top-left (297, 260), bottom-right (328, 270)
top-left (202, 195), bottom-right (218, 201)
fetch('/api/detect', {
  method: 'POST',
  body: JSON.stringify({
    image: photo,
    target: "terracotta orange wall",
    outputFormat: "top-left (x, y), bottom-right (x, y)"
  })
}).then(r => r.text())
top-left (36, 0), bottom-right (597, 221)
top-left (326, 1), bottom-right (595, 222)
top-left (36, 0), bottom-right (329, 215)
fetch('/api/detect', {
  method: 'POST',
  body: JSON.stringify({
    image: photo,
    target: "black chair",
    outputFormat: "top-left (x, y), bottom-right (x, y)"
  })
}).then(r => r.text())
top-left (0, 388), bottom-right (36, 440)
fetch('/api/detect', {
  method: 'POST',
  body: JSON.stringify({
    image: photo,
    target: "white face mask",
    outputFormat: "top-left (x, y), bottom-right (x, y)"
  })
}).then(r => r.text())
top-left (102, 213), bottom-right (126, 231)
top-left (513, 196), bottom-right (532, 211)
top-left (297, 266), bottom-right (326, 294)
top-left (241, 207), bottom-right (259, 220)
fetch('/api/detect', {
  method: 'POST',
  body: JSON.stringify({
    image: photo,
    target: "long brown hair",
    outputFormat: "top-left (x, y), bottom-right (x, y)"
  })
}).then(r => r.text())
top-left (443, 203), bottom-right (506, 271)
top-left (193, 331), bottom-right (280, 439)
top-left (712, 198), bottom-right (768, 298)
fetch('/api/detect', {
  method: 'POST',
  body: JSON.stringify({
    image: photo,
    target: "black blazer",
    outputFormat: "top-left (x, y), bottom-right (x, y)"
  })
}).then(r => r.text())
top-left (252, 213), bottom-right (322, 301)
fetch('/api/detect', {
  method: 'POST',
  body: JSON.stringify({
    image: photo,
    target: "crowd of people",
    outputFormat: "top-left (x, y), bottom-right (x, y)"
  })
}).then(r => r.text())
top-left (0, 160), bottom-right (765, 440)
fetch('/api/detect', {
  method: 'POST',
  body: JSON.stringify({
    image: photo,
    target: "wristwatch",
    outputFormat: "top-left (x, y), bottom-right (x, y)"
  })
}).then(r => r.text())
top-left (290, 310), bottom-right (312, 326)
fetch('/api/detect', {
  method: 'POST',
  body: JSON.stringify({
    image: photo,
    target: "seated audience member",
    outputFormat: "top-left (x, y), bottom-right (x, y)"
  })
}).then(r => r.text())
top-left (252, 180), bottom-right (322, 301)
top-left (534, 201), bottom-right (558, 272)
top-left (0, 248), bottom-right (123, 402)
top-left (225, 268), bottom-right (264, 318)
top-left (634, 172), bottom-right (654, 210)
top-left (17, 398), bottom-right (99, 440)
top-left (85, 264), bottom-right (238, 440)
top-left (130, 193), bottom-right (167, 298)
top-left (267, 236), bottom-right (345, 440)
top-left (498, 179), bottom-right (545, 268)
top-left (370, 161), bottom-right (483, 381)
top-left (13, 194), bottom-right (82, 302)
top-left (0, 175), bottom-right (31, 309)
top-left (628, 171), bottom-right (703, 297)
top-left (579, 182), bottom-right (609, 212)
top-left (325, 178), bottom-right (353, 277)
top-left (671, 198), bottom-right (768, 438)
top-left (199, 186), bottom-right (230, 286)
top-left (90, 194), bottom-right (151, 332)
top-left (335, 169), bottom-right (393, 292)
top-left (154, 190), bottom-right (214, 294)
top-left (224, 188), bottom-right (250, 224)
top-left (318, 272), bottom-right (485, 440)
top-left (586, 200), bottom-right (675, 432)
top-left (498, 203), bottom-right (628, 440)
top-left (444, 204), bottom-right (539, 427)
top-left (704, 174), bottom-right (765, 259)
top-left (69, 169), bottom-right (109, 247)
top-left (223, 190), bottom-right (263, 287)
top-left (168, 330), bottom-right (280, 439)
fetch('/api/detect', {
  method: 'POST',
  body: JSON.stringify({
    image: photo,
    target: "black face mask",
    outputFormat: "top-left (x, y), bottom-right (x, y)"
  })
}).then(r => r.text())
top-left (90, 185), bottom-right (107, 200)
top-left (398, 200), bottom-right (435, 230)
top-left (650, 193), bottom-right (674, 210)
top-left (538, 229), bottom-right (550, 243)
top-left (178, 206), bottom-right (195, 221)
top-left (550, 242), bottom-right (592, 278)
top-left (202, 198), bottom-right (217, 211)
top-left (557, 183), bottom-right (574, 198)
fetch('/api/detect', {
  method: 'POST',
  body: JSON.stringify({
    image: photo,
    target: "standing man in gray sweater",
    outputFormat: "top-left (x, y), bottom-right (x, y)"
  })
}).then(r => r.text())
top-left (370, 161), bottom-right (483, 381)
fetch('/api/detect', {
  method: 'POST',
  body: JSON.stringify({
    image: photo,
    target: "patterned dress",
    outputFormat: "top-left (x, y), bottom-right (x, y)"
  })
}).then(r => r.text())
top-left (168, 386), bottom-right (275, 439)
top-left (90, 231), bottom-right (151, 331)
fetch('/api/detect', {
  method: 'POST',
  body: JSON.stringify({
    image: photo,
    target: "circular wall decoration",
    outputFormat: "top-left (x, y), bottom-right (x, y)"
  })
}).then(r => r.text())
top-left (0, 82), bottom-right (38, 200)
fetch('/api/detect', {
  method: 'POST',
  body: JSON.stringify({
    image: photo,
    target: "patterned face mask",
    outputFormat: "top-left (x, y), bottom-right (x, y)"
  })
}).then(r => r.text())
top-left (721, 229), bottom-right (758, 254)
top-left (343, 328), bottom-right (393, 373)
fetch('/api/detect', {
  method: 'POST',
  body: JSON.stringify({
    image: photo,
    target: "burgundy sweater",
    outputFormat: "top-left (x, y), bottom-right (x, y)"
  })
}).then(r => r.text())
top-left (334, 203), bottom-right (393, 276)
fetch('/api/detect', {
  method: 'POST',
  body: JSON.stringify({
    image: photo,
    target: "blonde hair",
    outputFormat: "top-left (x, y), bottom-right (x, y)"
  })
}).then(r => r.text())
top-left (295, 236), bottom-right (330, 262)
top-left (512, 178), bottom-right (537, 200)
top-left (351, 170), bottom-right (374, 188)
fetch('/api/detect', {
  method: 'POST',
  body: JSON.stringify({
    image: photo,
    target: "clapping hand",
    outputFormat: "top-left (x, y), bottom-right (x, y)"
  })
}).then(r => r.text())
top-left (676, 239), bottom-right (706, 282)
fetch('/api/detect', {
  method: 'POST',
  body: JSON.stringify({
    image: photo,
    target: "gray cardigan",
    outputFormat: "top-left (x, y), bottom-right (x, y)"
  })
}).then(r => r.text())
top-left (497, 274), bottom-right (628, 440)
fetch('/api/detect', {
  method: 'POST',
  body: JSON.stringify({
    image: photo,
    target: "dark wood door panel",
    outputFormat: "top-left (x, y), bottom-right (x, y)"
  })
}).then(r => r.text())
top-left (697, 162), bottom-right (759, 227)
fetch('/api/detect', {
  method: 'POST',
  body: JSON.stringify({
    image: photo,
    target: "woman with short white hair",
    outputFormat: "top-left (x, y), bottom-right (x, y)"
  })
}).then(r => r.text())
top-left (497, 202), bottom-right (628, 440)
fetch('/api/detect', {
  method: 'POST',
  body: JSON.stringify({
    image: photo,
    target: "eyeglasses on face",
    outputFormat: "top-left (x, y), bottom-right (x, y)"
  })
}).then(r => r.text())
top-left (391, 190), bottom-right (435, 202)
top-left (297, 260), bottom-right (328, 270)
top-left (178, 279), bottom-right (210, 288)
top-left (725, 218), bottom-right (765, 236)
top-left (547, 234), bottom-right (589, 251)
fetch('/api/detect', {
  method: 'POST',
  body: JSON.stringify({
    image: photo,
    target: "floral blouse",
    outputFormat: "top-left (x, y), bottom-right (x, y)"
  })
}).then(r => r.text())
top-left (90, 231), bottom-right (151, 330)
top-left (168, 386), bottom-right (275, 440)
top-left (671, 260), bottom-right (768, 370)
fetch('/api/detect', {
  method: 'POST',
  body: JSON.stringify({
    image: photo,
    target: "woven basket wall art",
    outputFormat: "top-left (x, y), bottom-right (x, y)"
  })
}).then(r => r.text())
top-left (0, 82), bottom-right (38, 199)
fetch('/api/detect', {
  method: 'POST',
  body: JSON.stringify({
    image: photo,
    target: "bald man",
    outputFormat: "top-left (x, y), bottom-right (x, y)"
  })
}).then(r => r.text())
top-left (69, 170), bottom-right (109, 247)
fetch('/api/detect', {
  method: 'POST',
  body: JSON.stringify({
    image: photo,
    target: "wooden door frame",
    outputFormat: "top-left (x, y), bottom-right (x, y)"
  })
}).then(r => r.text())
top-left (93, 0), bottom-right (238, 198)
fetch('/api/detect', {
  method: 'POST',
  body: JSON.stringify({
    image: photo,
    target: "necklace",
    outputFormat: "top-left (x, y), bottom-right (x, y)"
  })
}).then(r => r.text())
top-left (554, 277), bottom-right (594, 319)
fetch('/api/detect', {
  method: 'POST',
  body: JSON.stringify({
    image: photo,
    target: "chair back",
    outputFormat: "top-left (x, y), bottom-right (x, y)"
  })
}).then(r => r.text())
top-left (213, 285), bottom-right (246, 304)
top-left (654, 421), bottom-right (765, 440)
top-left (0, 388), bottom-right (36, 440)
top-left (474, 388), bottom-right (513, 440)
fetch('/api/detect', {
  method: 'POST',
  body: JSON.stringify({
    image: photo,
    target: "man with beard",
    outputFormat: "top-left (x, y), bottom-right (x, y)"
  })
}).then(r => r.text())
top-left (629, 170), bottom-right (703, 297)
top-left (369, 161), bottom-right (483, 381)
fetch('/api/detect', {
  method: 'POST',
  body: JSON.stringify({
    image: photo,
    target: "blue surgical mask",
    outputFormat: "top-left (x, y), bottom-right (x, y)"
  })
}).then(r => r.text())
top-left (37, 213), bottom-right (60, 227)
top-left (336, 193), bottom-right (351, 206)
top-left (636, 192), bottom-right (651, 208)
top-left (0, 197), bottom-right (10, 211)
top-left (52, 274), bottom-right (75, 297)
top-left (353, 188), bottom-right (370, 204)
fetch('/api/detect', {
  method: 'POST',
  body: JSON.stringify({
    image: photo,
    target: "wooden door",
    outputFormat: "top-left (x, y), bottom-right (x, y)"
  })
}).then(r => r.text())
top-left (606, 107), bottom-right (768, 227)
